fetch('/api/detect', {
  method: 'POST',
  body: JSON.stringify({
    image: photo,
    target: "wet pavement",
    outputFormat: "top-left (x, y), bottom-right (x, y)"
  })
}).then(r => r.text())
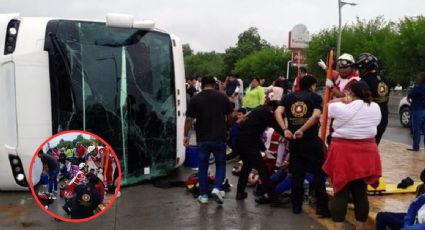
top-left (0, 164), bottom-right (326, 230)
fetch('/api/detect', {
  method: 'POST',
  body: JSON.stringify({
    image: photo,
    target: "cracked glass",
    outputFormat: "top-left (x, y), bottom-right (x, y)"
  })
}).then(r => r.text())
top-left (44, 20), bottom-right (177, 185)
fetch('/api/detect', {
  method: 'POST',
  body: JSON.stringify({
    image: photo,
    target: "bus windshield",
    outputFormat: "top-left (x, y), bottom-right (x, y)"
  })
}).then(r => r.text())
top-left (44, 20), bottom-right (177, 185)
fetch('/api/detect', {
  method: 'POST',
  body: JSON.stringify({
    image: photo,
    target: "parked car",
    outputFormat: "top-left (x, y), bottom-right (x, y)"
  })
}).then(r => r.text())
top-left (399, 96), bottom-right (411, 128)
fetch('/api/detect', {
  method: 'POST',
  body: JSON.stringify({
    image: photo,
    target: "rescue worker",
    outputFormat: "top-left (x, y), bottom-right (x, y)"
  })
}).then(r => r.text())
top-left (63, 163), bottom-right (87, 215)
top-left (356, 53), bottom-right (389, 145)
top-left (235, 99), bottom-right (288, 207)
top-left (324, 53), bottom-right (360, 98)
top-left (275, 75), bottom-right (330, 217)
top-left (69, 174), bottom-right (101, 219)
top-left (323, 53), bottom-right (361, 144)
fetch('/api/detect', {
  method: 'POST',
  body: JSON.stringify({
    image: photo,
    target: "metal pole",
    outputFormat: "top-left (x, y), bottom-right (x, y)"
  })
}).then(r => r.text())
top-left (286, 60), bottom-right (292, 80)
top-left (337, 0), bottom-right (342, 58)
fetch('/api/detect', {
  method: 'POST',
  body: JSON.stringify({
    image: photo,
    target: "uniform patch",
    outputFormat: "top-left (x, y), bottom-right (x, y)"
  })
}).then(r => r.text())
top-left (82, 194), bottom-right (91, 202)
top-left (378, 82), bottom-right (389, 97)
top-left (291, 101), bottom-right (308, 118)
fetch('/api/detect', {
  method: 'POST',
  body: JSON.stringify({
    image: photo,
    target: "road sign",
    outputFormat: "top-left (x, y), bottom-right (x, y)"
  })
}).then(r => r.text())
top-left (288, 24), bottom-right (309, 49)
top-left (291, 49), bottom-right (307, 67)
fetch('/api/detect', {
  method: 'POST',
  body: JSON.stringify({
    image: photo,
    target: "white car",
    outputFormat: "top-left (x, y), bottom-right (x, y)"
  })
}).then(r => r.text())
top-left (398, 96), bottom-right (411, 128)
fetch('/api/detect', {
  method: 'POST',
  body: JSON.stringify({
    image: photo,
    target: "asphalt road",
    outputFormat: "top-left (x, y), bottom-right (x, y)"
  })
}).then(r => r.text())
top-left (0, 93), bottom-right (415, 230)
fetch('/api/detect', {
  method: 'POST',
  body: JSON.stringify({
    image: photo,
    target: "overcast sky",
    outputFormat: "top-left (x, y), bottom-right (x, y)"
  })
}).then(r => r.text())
top-left (1, 0), bottom-right (424, 52)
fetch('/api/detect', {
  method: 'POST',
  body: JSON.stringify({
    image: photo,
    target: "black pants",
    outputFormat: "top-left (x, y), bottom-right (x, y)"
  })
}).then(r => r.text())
top-left (375, 212), bottom-right (405, 230)
top-left (236, 139), bottom-right (277, 201)
top-left (376, 108), bottom-right (388, 145)
top-left (289, 137), bottom-right (329, 211)
top-left (331, 180), bottom-right (369, 222)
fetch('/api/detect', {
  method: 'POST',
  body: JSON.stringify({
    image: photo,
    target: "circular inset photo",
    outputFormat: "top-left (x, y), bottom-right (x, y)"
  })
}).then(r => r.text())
top-left (29, 130), bottom-right (121, 222)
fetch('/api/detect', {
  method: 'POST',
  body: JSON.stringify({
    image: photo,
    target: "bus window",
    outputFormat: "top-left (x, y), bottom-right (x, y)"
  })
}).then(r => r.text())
top-left (44, 20), bottom-right (176, 185)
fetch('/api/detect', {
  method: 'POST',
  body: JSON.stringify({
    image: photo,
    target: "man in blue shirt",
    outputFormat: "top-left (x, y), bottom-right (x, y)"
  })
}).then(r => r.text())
top-left (407, 72), bottom-right (425, 151)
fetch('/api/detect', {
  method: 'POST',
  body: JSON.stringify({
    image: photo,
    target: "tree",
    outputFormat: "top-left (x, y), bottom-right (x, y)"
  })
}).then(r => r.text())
top-left (184, 51), bottom-right (225, 80)
top-left (306, 16), bottom-right (397, 84)
top-left (182, 43), bottom-right (193, 57)
top-left (233, 46), bottom-right (291, 85)
top-left (385, 16), bottom-right (425, 86)
top-left (224, 27), bottom-right (270, 75)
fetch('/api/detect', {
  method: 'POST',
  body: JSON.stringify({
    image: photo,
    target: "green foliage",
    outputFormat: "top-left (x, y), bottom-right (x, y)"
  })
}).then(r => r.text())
top-left (307, 15), bottom-right (425, 87)
top-left (385, 16), bottom-right (425, 86)
top-left (182, 43), bottom-right (193, 57)
top-left (182, 17), bottom-right (425, 87)
top-left (233, 46), bottom-right (291, 85)
top-left (224, 27), bottom-right (270, 75)
top-left (184, 51), bottom-right (224, 79)
top-left (54, 135), bottom-right (100, 149)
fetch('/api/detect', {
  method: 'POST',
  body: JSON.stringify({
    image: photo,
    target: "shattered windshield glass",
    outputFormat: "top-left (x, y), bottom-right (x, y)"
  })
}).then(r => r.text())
top-left (44, 20), bottom-right (176, 185)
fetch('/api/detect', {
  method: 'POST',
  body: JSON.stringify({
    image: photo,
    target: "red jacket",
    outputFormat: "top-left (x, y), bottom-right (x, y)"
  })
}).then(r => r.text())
top-left (76, 146), bottom-right (87, 158)
top-left (322, 138), bottom-right (382, 193)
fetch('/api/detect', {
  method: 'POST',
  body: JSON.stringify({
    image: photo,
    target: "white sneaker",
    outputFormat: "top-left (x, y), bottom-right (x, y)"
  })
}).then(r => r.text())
top-left (198, 195), bottom-right (208, 204)
top-left (211, 188), bottom-right (223, 205)
top-left (220, 190), bottom-right (226, 198)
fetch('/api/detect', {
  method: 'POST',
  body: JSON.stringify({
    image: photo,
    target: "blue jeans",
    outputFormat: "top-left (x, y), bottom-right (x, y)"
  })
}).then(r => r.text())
top-left (48, 168), bottom-right (59, 193)
top-left (411, 110), bottom-right (425, 150)
top-left (198, 141), bottom-right (226, 196)
top-left (375, 212), bottom-right (405, 230)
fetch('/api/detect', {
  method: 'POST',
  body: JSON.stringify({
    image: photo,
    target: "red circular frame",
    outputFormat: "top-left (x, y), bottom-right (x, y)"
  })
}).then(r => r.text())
top-left (29, 130), bottom-right (122, 223)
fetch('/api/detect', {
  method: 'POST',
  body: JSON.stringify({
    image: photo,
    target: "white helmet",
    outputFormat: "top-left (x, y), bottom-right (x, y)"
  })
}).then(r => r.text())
top-left (78, 163), bottom-right (86, 170)
top-left (338, 53), bottom-right (355, 63)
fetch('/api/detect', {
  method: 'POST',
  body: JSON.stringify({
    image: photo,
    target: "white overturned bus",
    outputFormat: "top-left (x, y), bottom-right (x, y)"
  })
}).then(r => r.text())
top-left (0, 13), bottom-right (186, 190)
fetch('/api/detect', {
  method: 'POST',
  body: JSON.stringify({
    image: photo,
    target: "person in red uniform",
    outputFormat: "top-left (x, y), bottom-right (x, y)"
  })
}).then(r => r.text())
top-left (292, 67), bottom-right (308, 93)
top-left (323, 53), bottom-right (361, 144)
top-left (90, 145), bottom-right (113, 188)
top-left (75, 142), bottom-right (87, 164)
top-left (324, 53), bottom-right (360, 98)
top-left (67, 163), bottom-right (87, 194)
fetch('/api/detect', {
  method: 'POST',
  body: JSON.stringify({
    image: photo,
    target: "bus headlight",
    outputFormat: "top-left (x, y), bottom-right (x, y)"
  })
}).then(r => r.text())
top-left (4, 19), bottom-right (20, 55)
top-left (16, 174), bottom-right (25, 181)
top-left (8, 154), bottom-right (28, 187)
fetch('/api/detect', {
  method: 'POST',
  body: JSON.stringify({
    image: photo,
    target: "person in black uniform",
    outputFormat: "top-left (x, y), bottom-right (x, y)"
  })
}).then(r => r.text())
top-left (235, 100), bottom-right (288, 207)
top-left (69, 175), bottom-right (101, 219)
top-left (356, 53), bottom-right (389, 145)
top-left (274, 75), bottom-right (330, 217)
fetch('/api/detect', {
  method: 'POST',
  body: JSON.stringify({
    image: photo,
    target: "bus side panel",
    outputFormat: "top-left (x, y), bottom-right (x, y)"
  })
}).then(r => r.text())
top-left (13, 18), bottom-right (52, 187)
top-left (0, 13), bottom-right (26, 190)
top-left (170, 35), bottom-right (186, 167)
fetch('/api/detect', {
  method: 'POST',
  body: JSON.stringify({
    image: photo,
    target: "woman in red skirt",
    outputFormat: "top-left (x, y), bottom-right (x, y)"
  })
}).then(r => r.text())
top-left (323, 81), bottom-right (382, 230)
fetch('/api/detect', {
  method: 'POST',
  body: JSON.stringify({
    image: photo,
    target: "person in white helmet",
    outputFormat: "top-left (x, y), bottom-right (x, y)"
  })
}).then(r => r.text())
top-left (319, 53), bottom-right (361, 98)
top-left (62, 162), bottom-right (87, 215)
top-left (319, 53), bottom-right (361, 145)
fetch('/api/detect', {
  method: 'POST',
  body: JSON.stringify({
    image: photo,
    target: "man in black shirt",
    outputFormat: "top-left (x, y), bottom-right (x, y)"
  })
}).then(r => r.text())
top-left (184, 77), bottom-right (233, 205)
top-left (38, 151), bottom-right (60, 197)
top-left (275, 75), bottom-right (330, 217)
top-left (356, 53), bottom-right (389, 145)
top-left (235, 100), bottom-right (288, 207)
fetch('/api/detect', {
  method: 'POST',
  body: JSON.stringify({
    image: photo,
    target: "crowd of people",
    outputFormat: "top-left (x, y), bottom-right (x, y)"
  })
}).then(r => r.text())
top-left (184, 52), bottom-right (425, 230)
top-left (37, 140), bottom-right (119, 219)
